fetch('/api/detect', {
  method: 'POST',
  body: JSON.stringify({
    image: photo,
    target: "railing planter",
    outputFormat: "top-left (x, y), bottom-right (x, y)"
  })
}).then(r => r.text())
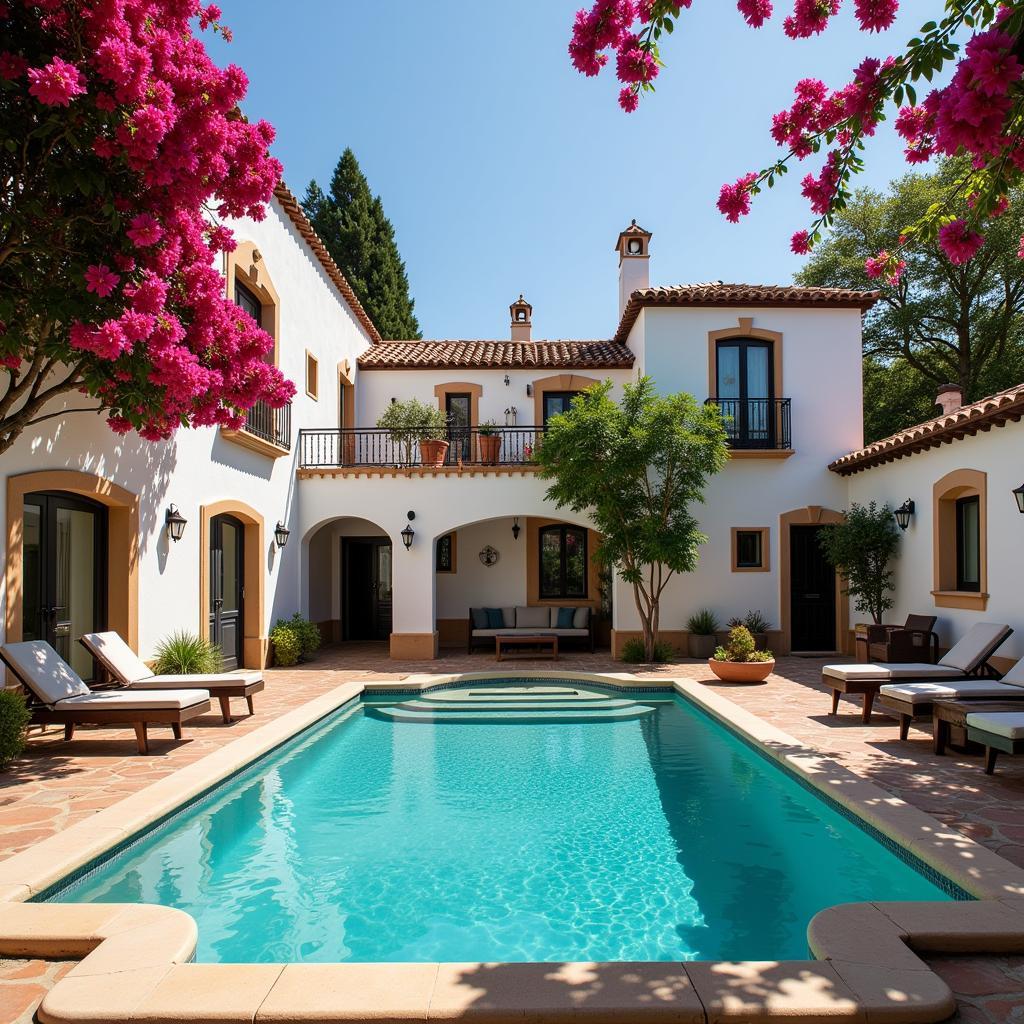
top-left (420, 439), bottom-right (449, 467)
top-left (478, 424), bottom-right (501, 465)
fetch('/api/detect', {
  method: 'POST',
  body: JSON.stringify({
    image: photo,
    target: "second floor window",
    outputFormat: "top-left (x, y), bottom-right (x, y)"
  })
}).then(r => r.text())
top-left (539, 525), bottom-right (587, 599)
top-left (542, 391), bottom-right (581, 425)
top-left (234, 281), bottom-right (262, 327)
top-left (716, 339), bottom-right (774, 447)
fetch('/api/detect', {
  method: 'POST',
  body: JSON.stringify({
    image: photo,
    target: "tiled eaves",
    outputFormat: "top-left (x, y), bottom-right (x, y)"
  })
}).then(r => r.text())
top-left (272, 182), bottom-right (382, 344)
top-left (357, 339), bottom-right (636, 370)
top-left (613, 282), bottom-right (881, 343)
top-left (830, 382), bottom-right (1024, 475)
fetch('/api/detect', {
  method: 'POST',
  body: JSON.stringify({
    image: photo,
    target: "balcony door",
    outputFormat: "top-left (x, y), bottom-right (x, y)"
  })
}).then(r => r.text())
top-left (716, 339), bottom-right (774, 448)
top-left (22, 492), bottom-right (106, 681)
top-left (209, 514), bottom-right (244, 669)
top-left (445, 393), bottom-right (471, 464)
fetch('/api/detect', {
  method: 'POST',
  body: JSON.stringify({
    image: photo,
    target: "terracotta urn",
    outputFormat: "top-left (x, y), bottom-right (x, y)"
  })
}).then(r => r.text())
top-left (479, 434), bottom-right (502, 465)
top-left (419, 439), bottom-right (449, 467)
top-left (707, 658), bottom-right (775, 684)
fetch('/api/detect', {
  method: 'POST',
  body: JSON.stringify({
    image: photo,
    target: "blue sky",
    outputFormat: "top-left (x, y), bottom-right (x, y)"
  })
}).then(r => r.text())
top-left (209, 0), bottom-right (941, 340)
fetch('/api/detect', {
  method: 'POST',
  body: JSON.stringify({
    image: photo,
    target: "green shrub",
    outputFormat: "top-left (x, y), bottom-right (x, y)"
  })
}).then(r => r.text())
top-left (620, 638), bottom-right (675, 663)
top-left (713, 625), bottom-right (773, 664)
top-left (272, 614), bottom-right (320, 661)
top-left (154, 631), bottom-right (221, 675)
top-left (685, 608), bottom-right (719, 635)
top-left (0, 689), bottom-right (30, 769)
top-left (270, 625), bottom-right (302, 667)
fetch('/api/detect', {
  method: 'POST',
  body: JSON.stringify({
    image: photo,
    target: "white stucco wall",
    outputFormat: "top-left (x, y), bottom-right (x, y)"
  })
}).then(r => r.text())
top-left (844, 424), bottom-right (1024, 663)
top-left (435, 518), bottom-right (528, 619)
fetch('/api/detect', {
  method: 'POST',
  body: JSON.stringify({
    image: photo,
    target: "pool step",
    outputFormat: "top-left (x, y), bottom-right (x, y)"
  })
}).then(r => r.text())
top-left (395, 699), bottom-right (635, 714)
top-left (366, 703), bottom-right (652, 724)
top-left (417, 688), bottom-right (599, 704)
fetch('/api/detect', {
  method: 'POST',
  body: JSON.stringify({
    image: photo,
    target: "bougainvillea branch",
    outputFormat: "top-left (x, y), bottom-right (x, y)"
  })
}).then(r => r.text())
top-left (0, 0), bottom-right (294, 454)
top-left (568, 1), bottom-right (1024, 278)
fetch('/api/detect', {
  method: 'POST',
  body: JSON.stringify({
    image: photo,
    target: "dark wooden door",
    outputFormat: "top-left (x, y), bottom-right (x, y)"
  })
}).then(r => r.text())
top-left (342, 538), bottom-right (393, 641)
top-left (789, 525), bottom-right (836, 652)
top-left (22, 492), bottom-right (106, 681)
top-left (210, 514), bottom-right (244, 669)
top-left (445, 393), bottom-right (471, 463)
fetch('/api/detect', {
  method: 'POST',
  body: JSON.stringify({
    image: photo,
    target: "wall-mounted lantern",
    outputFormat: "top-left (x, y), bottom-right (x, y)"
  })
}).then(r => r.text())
top-left (1013, 483), bottom-right (1024, 514)
top-left (526, 383), bottom-right (533, 397)
top-left (165, 504), bottom-right (187, 543)
top-left (504, 374), bottom-right (511, 386)
top-left (893, 499), bottom-right (915, 531)
top-left (401, 510), bottom-right (415, 550)
top-left (275, 521), bottom-right (291, 548)
top-left (512, 517), bottom-right (521, 541)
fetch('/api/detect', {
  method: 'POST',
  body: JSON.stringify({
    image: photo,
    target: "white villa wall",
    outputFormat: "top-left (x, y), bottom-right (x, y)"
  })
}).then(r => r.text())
top-left (0, 194), bottom-right (373, 662)
top-left (845, 424), bottom-right (1024, 664)
top-left (435, 518), bottom-right (528, 619)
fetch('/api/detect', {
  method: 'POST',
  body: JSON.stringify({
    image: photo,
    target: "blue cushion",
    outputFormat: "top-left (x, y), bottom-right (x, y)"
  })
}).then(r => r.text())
top-left (470, 608), bottom-right (488, 630)
top-left (485, 608), bottom-right (505, 629)
top-left (557, 607), bottom-right (576, 628)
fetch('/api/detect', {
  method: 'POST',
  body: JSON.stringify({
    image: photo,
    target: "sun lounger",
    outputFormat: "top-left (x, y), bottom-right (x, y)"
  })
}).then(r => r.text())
top-left (0, 641), bottom-right (210, 754)
top-left (965, 711), bottom-right (1024, 774)
top-left (81, 631), bottom-right (264, 723)
top-left (822, 622), bottom-right (1013, 723)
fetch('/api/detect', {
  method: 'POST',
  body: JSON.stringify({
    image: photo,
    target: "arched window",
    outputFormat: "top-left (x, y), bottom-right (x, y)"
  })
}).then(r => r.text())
top-left (539, 525), bottom-right (588, 599)
top-left (932, 468), bottom-right (988, 609)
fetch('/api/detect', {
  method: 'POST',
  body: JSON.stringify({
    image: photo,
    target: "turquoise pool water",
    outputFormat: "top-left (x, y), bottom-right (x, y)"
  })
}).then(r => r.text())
top-left (47, 686), bottom-right (952, 963)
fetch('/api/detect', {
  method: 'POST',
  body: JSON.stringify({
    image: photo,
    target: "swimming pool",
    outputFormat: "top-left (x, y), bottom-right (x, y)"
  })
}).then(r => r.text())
top-left (45, 682), bottom-right (954, 964)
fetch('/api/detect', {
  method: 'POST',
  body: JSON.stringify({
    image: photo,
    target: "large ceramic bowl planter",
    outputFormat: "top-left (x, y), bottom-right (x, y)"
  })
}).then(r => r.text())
top-left (708, 658), bottom-right (775, 684)
top-left (419, 439), bottom-right (449, 467)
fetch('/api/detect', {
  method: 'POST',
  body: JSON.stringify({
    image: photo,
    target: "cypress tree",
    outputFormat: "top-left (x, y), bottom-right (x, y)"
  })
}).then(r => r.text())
top-left (302, 149), bottom-right (421, 339)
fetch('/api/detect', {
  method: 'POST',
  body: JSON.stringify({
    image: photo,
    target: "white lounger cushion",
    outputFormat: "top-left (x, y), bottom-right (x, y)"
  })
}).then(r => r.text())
top-left (939, 622), bottom-right (1013, 672)
top-left (1, 641), bottom-right (91, 704)
top-left (134, 672), bottom-right (262, 689)
top-left (55, 689), bottom-right (211, 712)
top-left (966, 712), bottom-right (1024, 740)
top-left (879, 679), bottom-right (1024, 704)
top-left (823, 663), bottom-right (966, 683)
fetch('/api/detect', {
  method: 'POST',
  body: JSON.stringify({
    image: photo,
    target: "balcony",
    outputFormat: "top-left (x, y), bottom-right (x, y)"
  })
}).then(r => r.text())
top-left (299, 426), bottom-right (545, 473)
top-left (222, 399), bottom-right (292, 458)
top-left (707, 397), bottom-right (792, 453)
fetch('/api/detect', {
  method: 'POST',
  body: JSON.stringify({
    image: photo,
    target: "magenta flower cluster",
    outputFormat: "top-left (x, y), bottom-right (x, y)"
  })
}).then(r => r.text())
top-left (2, 0), bottom-right (294, 443)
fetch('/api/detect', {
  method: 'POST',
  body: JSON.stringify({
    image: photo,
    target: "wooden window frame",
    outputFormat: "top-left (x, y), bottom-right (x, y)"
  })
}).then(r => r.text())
top-left (731, 527), bottom-right (770, 573)
top-left (538, 524), bottom-right (589, 600)
top-left (955, 494), bottom-right (981, 593)
top-left (435, 532), bottom-right (457, 574)
top-left (305, 350), bottom-right (319, 401)
top-left (932, 468), bottom-right (988, 610)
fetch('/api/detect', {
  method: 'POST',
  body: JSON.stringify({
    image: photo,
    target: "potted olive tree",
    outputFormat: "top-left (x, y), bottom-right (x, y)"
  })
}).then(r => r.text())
top-left (478, 420), bottom-right (502, 464)
top-left (377, 399), bottom-right (449, 467)
top-left (685, 608), bottom-right (719, 659)
top-left (708, 625), bottom-right (775, 683)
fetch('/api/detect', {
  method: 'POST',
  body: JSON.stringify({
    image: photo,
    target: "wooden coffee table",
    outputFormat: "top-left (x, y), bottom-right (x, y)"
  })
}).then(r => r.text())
top-left (495, 635), bottom-right (559, 662)
top-left (932, 698), bottom-right (1024, 755)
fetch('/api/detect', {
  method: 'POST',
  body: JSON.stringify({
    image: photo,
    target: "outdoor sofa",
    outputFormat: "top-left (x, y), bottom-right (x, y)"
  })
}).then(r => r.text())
top-left (0, 640), bottom-right (211, 754)
top-left (468, 605), bottom-right (594, 653)
top-left (865, 613), bottom-right (939, 663)
top-left (80, 630), bottom-right (264, 723)
top-left (965, 710), bottom-right (1024, 774)
top-left (822, 621), bottom-right (1013, 723)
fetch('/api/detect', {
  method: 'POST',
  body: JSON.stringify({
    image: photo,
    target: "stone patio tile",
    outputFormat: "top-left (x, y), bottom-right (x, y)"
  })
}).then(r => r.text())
top-left (0, 983), bottom-right (47, 1024)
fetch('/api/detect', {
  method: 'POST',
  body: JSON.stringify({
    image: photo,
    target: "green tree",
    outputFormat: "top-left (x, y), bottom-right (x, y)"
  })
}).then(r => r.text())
top-left (818, 502), bottom-right (901, 625)
top-left (534, 377), bottom-right (729, 662)
top-left (796, 161), bottom-right (1024, 442)
top-left (302, 149), bottom-right (420, 340)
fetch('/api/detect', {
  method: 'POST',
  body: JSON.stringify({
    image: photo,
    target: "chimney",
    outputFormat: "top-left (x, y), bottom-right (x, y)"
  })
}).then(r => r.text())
top-left (510, 294), bottom-right (532, 342)
top-left (935, 383), bottom-right (963, 416)
top-left (615, 220), bottom-right (652, 319)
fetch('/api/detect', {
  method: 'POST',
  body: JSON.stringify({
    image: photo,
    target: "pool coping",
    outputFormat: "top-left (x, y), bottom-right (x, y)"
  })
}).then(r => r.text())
top-left (2, 670), bottom-right (1024, 1024)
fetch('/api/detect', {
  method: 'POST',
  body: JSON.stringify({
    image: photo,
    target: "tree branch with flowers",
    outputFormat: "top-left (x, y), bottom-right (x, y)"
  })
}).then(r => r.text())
top-left (0, 0), bottom-right (294, 456)
top-left (568, 1), bottom-right (1024, 282)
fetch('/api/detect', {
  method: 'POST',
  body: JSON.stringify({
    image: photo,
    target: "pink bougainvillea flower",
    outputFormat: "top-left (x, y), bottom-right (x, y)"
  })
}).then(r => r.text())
top-left (783, 0), bottom-right (840, 39)
top-left (938, 220), bottom-right (985, 265)
top-left (853, 0), bottom-right (898, 33)
top-left (618, 86), bottom-right (639, 112)
top-left (737, 0), bottom-right (773, 28)
top-left (126, 213), bottom-right (163, 247)
top-left (0, 51), bottom-right (28, 80)
top-left (27, 56), bottom-right (86, 105)
top-left (790, 230), bottom-right (811, 254)
top-left (84, 264), bottom-right (119, 298)
top-left (717, 172), bottom-right (758, 222)
top-left (864, 250), bottom-right (905, 284)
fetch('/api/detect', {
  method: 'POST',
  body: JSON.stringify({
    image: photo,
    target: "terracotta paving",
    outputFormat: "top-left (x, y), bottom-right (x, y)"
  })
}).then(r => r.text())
top-left (1, 643), bottom-right (1023, 1023)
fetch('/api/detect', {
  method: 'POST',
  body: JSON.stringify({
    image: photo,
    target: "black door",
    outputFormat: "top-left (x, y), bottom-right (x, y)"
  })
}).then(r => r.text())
top-left (22, 492), bottom-right (106, 682)
top-left (716, 339), bottom-right (774, 447)
top-left (342, 538), bottom-right (393, 641)
top-left (445, 393), bottom-right (471, 464)
top-left (789, 525), bottom-right (837, 652)
top-left (210, 514), bottom-right (244, 669)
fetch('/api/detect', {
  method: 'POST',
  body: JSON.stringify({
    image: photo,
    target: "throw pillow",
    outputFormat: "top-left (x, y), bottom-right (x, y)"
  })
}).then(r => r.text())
top-left (485, 608), bottom-right (505, 629)
top-left (557, 607), bottom-right (576, 628)
top-left (573, 607), bottom-right (590, 628)
top-left (470, 608), bottom-right (488, 630)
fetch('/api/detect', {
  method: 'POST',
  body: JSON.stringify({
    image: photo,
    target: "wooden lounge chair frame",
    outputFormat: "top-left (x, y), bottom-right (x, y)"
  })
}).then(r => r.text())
top-left (0, 649), bottom-right (211, 754)
top-left (965, 722), bottom-right (1024, 775)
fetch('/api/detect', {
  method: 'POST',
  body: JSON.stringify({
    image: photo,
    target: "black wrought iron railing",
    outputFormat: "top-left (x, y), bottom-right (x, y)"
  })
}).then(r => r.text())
top-left (243, 399), bottom-right (292, 450)
top-left (299, 426), bottom-right (546, 469)
top-left (706, 397), bottom-right (792, 450)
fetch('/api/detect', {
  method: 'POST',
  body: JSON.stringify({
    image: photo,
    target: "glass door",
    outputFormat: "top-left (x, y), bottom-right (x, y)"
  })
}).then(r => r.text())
top-left (210, 514), bottom-right (245, 669)
top-left (445, 393), bottom-right (471, 464)
top-left (22, 492), bottom-right (106, 681)
top-left (715, 340), bottom-right (774, 447)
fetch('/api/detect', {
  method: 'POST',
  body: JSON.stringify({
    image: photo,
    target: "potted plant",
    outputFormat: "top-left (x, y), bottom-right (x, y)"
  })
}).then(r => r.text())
top-left (478, 420), bottom-right (502, 465)
top-left (376, 399), bottom-right (449, 467)
top-left (727, 610), bottom-right (772, 650)
top-left (685, 608), bottom-right (719, 659)
top-left (708, 625), bottom-right (775, 683)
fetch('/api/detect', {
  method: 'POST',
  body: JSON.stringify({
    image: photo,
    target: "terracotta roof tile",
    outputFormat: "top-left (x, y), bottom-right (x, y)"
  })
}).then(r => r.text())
top-left (357, 340), bottom-right (635, 370)
top-left (273, 181), bottom-right (382, 344)
top-left (829, 382), bottom-right (1024, 475)
top-left (614, 282), bottom-right (880, 342)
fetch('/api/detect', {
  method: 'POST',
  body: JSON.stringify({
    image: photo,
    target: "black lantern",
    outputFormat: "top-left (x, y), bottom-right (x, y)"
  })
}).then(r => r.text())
top-left (512, 517), bottom-right (521, 541)
top-left (1014, 483), bottom-right (1024, 514)
top-left (401, 510), bottom-right (415, 550)
top-left (165, 504), bottom-right (187, 543)
top-left (275, 521), bottom-right (291, 548)
top-left (893, 499), bottom-right (915, 531)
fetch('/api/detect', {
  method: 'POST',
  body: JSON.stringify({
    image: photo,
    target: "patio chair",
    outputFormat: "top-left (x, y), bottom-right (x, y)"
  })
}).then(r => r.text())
top-left (880, 650), bottom-right (1024, 741)
top-left (0, 640), bottom-right (211, 754)
top-left (822, 621), bottom-right (1013, 723)
top-left (965, 710), bottom-right (1024, 774)
top-left (866, 614), bottom-right (938, 664)
top-left (81, 631), bottom-right (264, 723)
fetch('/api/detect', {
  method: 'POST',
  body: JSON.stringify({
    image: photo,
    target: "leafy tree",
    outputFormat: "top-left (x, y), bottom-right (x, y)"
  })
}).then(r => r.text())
top-left (818, 501), bottom-right (901, 624)
top-left (0, 1), bottom-right (291, 455)
top-left (302, 149), bottom-right (420, 340)
top-left (534, 377), bottom-right (729, 662)
top-left (796, 161), bottom-right (1024, 440)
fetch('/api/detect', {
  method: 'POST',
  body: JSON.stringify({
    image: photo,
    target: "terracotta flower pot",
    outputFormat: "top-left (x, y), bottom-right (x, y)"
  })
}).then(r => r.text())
top-left (479, 434), bottom-right (502, 465)
top-left (419, 439), bottom-right (449, 467)
top-left (707, 658), bottom-right (775, 684)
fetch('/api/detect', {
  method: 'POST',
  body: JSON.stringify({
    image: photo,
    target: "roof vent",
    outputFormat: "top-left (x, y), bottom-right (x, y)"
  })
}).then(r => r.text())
top-left (935, 383), bottom-right (963, 416)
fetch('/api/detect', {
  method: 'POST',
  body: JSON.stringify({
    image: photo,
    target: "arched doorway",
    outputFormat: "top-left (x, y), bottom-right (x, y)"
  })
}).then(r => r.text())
top-left (209, 513), bottom-right (245, 669)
